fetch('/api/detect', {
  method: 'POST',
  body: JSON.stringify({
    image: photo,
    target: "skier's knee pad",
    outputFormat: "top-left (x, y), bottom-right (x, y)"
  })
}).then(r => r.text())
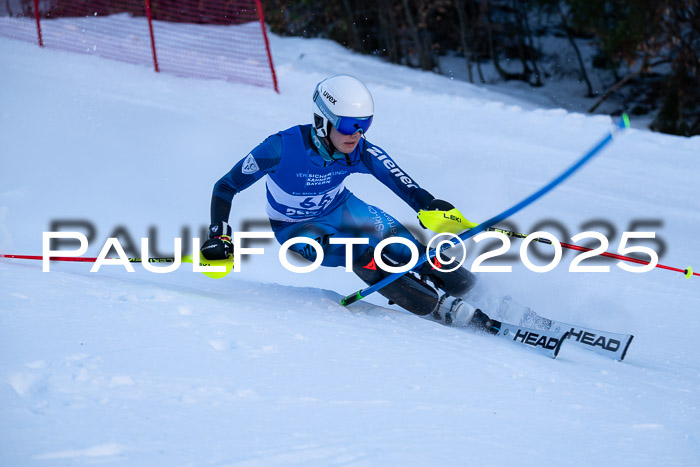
top-left (352, 247), bottom-right (439, 316)
top-left (352, 247), bottom-right (386, 285)
top-left (419, 263), bottom-right (477, 297)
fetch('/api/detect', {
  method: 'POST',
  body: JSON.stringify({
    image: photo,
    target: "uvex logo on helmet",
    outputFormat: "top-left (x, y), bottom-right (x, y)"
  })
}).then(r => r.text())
top-left (323, 90), bottom-right (337, 105)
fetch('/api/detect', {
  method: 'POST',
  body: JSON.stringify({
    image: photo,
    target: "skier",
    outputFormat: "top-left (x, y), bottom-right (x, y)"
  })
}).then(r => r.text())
top-left (201, 74), bottom-right (488, 328)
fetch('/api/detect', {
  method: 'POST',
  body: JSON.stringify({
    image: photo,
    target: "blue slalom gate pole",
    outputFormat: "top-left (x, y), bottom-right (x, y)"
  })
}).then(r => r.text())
top-left (341, 114), bottom-right (631, 306)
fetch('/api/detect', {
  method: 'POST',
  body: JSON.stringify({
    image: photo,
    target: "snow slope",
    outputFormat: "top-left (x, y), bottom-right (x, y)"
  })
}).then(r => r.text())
top-left (1, 27), bottom-right (700, 466)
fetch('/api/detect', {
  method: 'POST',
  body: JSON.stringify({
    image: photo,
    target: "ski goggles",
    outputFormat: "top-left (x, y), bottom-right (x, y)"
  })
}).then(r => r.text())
top-left (314, 91), bottom-right (373, 135)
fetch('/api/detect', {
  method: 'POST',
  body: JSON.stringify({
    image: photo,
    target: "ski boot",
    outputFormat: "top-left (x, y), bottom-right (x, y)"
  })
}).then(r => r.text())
top-left (434, 297), bottom-right (501, 334)
top-left (433, 295), bottom-right (476, 326)
top-left (469, 308), bottom-right (500, 335)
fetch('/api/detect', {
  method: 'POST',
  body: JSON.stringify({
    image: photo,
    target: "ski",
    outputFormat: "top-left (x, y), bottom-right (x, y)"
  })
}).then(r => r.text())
top-left (520, 310), bottom-right (634, 361)
top-left (431, 307), bottom-right (569, 359)
top-left (487, 320), bottom-right (569, 359)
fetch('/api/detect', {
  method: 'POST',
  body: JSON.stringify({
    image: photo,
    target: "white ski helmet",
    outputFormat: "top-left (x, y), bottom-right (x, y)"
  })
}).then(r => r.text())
top-left (312, 75), bottom-right (374, 138)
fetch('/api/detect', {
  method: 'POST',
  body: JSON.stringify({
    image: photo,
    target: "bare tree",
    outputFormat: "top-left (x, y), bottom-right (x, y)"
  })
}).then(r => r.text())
top-left (400, 0), bottom-right (433, 70)
top-left (556, 2), bottom-right (594, 97)
top-left (455, 0), bottom-right (475, 82)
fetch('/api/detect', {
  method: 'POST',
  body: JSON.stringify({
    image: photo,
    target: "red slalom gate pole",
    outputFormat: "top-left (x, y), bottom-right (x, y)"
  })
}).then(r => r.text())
top-left (0, 254), bottom-right (171, 263)
top-left (144, 0), bottom-right (160, 72)
top-left (560, 241), bottom-right (699, 278)
top-left (32, 0), bottom-right (43, 47)
top-left (254, 0), bottom-right (279, 93)
top-left (490, 228), bottom-right (699, 279)
top-left (1, 253), bottom-right (234, 279)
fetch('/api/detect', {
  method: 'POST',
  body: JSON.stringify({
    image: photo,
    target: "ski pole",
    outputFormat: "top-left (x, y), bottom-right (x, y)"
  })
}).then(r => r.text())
top-left (0, 253), bottom-right (234, 278)
top-left (341, 114), bottom-right (631, 306)
top-left (489, 227), bottom-right (698, 278)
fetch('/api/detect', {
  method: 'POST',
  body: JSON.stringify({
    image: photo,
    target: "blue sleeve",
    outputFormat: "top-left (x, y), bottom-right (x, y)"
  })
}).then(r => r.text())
top-left (210, 133), bottom-right (282, 223)
top-left (359, 139), bottom-right (434, 212)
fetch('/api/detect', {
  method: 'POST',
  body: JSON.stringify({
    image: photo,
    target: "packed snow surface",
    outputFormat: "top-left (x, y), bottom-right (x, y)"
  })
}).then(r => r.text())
top-left (1, 24), bottom-right (700, 466)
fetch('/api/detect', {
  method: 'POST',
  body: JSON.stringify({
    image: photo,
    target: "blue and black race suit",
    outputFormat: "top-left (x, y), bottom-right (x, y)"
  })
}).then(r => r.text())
top-left (211, 124), bottom-right (435, 267)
